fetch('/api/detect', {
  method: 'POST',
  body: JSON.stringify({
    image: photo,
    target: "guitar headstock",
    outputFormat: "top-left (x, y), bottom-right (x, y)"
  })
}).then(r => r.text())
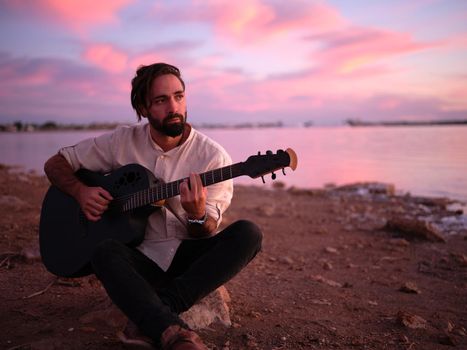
top-left (243, 148), bottom-right (297, 181)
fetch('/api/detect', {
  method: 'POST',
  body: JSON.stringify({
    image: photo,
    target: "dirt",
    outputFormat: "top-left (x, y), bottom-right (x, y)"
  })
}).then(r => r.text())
top-left (1, 164), bottom-right (466, 350)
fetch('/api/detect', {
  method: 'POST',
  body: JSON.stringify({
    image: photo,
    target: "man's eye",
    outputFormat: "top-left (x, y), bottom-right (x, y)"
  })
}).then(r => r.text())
top-left (175, 94), bottom-right (184, 101)
top-left (153, 98), bottom-right (165, 105)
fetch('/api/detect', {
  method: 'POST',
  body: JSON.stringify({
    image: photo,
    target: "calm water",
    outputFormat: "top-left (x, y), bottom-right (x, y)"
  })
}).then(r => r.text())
top-left (1, 126), bottom-right (466, 201)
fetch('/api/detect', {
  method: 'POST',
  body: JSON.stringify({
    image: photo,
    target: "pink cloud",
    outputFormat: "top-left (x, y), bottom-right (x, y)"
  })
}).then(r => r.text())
top-left (308, 26), bottom-right (438, 75)
top-left (83, 44), bottom-right (128, 73)
top-left (378, 98), bottom-right (402, 110)
top-left (0, 54), bottom-right (132, 122)
top-left (152, 1), bottom-right (345, 44)
top-left (3, 0), bottom-right (133, 33)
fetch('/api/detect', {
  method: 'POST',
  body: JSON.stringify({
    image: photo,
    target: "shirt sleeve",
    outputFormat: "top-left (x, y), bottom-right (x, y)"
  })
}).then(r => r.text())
top-left (58, 130), bottom-right (117, 172)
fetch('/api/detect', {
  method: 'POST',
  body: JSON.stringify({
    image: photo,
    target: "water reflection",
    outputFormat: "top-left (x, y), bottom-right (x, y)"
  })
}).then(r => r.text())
top-left (1, 126), bottom-right (466, 201)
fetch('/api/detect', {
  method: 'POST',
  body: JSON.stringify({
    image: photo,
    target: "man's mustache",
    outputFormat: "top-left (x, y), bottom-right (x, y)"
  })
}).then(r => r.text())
top-left (165, 113), bottom-right (184, 122)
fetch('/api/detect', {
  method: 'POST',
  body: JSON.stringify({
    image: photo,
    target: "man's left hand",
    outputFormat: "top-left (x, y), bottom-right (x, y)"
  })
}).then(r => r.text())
top-left (179, 173), bottom-right (207, 219)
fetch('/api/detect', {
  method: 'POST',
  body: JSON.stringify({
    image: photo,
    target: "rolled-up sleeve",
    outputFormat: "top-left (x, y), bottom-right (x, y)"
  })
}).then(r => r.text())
top-left (204, 152), bottom-right (233, 229)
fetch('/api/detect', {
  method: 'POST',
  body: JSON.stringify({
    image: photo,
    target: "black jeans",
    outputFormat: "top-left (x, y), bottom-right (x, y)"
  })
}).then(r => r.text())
top-left (90, 219), bottom-right (262, 342)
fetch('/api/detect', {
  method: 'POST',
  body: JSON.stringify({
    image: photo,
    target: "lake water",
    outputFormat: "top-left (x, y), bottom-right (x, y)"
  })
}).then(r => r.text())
top-left (1, 126), bottom-right (466, 202)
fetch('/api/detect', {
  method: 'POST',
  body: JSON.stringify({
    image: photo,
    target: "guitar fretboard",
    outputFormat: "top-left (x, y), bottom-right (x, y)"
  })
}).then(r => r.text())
top-left (114, 162), bottom-right (244, 212)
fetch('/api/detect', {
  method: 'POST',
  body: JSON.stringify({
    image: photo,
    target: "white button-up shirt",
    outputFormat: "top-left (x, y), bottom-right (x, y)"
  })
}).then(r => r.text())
top-left (59, 123), bottom-right (233, 271)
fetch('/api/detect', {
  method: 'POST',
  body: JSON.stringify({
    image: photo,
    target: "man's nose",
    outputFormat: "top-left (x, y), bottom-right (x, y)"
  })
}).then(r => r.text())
top-left (167, 96), bottom-right (178, 113)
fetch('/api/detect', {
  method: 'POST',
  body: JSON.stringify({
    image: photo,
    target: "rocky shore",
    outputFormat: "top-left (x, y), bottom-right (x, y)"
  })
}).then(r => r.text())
top-left (1, 164), bottom-right (466, 349)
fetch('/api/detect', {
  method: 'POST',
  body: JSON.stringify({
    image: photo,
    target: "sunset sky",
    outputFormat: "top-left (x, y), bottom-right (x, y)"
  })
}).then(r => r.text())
top-left (1, 0), bottom-right (466, 126)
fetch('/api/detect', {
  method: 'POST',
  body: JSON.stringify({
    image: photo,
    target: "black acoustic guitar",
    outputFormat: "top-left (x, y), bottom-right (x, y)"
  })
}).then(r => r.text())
top-left (39, 148), bottom-right (297, 277)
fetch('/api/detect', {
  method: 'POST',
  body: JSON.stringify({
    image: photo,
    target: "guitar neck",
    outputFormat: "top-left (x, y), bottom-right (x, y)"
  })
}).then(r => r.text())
top-left (119, 162), bottom-right (244, 212)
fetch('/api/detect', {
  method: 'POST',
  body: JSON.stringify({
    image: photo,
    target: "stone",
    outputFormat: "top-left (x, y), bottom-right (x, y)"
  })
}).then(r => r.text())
top-left (399, 282), bottom-right (421, 294)
top-left (20, 246), bottom-right (41, 262)
top-left (324, 247), bottom-right (339, 254)
top-left (386, 217), bottom-right (446, 242)
top-left (256, 204), bottom-right (275, 217)
top-left (397, 311), bottom-right (427, 329)
top-left (310, 274), bottom-right (342, 288)
top-left (279, 256), bottom-right (294, 265)
top-left (79, 305), bottom-right (126, 329)
top-left (180, 286), bottom-right (232, 330)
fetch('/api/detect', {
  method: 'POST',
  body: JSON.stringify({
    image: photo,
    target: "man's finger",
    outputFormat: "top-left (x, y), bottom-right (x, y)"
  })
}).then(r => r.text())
top-left (189, 173), bottom-right (203, 195)
top-left (85, 210), bottom-right (101, 222)
top-left (180, 179), bottom-right (189, 197)
top-left (97, 188), bottom-right (113, 201)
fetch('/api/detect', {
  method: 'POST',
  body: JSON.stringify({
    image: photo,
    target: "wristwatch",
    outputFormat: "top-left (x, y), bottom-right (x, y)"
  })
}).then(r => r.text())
top-left (187, 212), bottom-right (207, 225)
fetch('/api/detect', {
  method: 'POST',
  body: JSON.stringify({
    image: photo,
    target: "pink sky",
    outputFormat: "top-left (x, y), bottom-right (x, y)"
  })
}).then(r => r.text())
top-left (0, 0), bottom-right (466, 125)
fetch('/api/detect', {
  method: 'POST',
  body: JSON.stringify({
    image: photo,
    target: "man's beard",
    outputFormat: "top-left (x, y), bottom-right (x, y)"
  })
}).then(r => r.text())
top-left (149, 112), bottom-right (186, 137)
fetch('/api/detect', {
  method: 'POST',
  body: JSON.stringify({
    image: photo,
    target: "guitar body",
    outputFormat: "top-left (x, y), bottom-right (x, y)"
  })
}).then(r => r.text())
top-left (39, 164), bottom-right (159, 277)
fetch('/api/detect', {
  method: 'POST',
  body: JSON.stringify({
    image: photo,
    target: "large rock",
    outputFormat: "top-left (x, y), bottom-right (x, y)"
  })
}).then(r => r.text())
top-left (386, 216), bottom-right (446, 242)
top-left (180, 286), bottom-right (231, 330)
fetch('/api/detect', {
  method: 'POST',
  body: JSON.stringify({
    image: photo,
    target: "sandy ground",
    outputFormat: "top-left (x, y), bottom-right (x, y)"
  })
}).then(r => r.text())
top-left (0, 164), bottom-right (466, 350)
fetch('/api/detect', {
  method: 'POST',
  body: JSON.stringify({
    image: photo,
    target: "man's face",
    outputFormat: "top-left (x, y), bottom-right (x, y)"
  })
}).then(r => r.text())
top-left (144, 74), bottom-right (187, 137)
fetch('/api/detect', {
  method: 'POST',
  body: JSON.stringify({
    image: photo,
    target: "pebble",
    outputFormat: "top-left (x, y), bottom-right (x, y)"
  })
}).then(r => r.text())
top-left (397, 311), bottom-right (427, 329)
top-left (324, 247), bottom-right (339, 254)
top-left (399, 282), bottom-right (421, 294)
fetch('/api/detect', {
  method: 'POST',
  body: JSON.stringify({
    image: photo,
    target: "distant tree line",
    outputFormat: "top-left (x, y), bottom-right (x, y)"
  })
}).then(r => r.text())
top-left (0, 121), bottom-right (123, 132)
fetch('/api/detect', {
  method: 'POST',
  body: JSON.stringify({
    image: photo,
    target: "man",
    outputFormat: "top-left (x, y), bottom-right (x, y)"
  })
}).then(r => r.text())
top-left (44, 63), bottom-right (262, 350)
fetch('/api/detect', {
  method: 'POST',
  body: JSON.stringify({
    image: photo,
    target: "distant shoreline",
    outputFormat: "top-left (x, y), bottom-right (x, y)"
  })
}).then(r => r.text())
top-left (346, 119), bottom-right (467, 127)
top-left (1, 119), bottom-right (467, 132)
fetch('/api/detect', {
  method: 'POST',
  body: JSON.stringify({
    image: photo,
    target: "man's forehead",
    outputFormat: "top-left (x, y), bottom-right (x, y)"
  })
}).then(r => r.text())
top-left (150, 74), bottom-right (184, 94)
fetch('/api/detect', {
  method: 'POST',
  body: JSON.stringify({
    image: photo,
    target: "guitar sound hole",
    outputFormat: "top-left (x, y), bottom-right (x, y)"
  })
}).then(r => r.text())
top-left (113, 171), bottom-right (142, 190)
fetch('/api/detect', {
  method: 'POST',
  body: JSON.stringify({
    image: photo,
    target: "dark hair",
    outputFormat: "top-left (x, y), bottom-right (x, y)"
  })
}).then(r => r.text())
top-left (130, 63), bottom-right (186, 121)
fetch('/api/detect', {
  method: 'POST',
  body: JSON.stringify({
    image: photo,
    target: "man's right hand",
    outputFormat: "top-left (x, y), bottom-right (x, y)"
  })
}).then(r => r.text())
top-left (76, 186), bottom-right (113, 222)
top-left (44, 154), bottom-right (113, 222)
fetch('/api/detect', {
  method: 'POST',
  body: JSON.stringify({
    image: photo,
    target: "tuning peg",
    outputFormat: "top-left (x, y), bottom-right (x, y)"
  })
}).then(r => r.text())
top-left (266, 150), bottom-right (273, 155)
top-left (257, 151), bottom-right (261, 155)
top-left (282, 168), bottom-right (286, 176)
top-left (271, 172), bottom-right (276, 180)
top-left (261, 175), bottom-right (265, 184)
top-left (277, 149), bottom-right (284, 154)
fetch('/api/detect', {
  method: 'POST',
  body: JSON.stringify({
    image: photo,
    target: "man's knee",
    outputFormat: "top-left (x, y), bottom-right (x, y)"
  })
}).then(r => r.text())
top-left (230, 219), bottom-right (263, 251)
